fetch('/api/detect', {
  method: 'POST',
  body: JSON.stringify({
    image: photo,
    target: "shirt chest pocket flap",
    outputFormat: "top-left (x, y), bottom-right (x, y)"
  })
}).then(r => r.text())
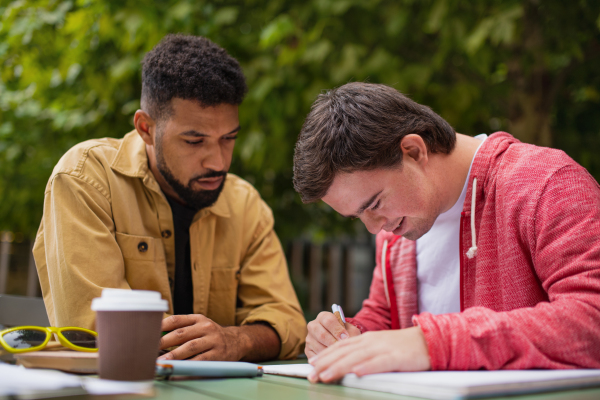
top-left (115, 232), bottom-right (169, 294)
top-left (115, 232), bottom-right (165, 262)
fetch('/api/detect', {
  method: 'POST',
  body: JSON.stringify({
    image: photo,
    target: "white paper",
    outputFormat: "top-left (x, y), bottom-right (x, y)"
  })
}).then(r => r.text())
top-left (82, 378), bottom-right (154, 395)
top-left (341, 369), bottom-right (600, 400)
top-left (0, 363), bottom-right (81, 395)
top-left (263, 364), bottom-right (314, 378)
top-left (0, 362), bottom-right (154, 396)
top-left (263, 363), bottom-right (600, 399)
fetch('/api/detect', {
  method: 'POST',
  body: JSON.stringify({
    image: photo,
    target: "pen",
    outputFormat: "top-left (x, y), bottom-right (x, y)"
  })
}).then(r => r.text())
top-left (156, 360), bottom-right (263, 378)
top-left (331, 303), bottom-right (346, 327)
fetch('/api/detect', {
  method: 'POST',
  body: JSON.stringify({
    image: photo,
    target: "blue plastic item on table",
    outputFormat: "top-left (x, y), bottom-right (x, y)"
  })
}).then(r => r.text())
top-left (155, 360), bottom-right (263, 378)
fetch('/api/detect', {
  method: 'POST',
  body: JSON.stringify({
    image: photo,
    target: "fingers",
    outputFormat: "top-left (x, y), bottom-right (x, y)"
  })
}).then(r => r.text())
top-left (316, 312), bottom-right (349, 340)
top-left (307, 312), bottom-right (349, 348)
top-left (311, 331), bottom-right (358, 364)
top-left (308, 338), bottom-right (368, 383)
top-left (160, 327), bottom-right (197, 349)
top-left (318, 349), bottom-right (378, 382)
top-left (159, 315), bottom-right (214, 349)
top-left (352, 354), bottom-right (398, 377)
top-left (305, 334), bottom-right (327, 361)
top-left (305, 348), bottom-right (318, 361)
top-left (189, 349), bottom-right (221, 361)
top-left (161, 314), bottom-right (201, 331)
top-left (345, 322), bottom-right (362, 337)
top-left (159, 336), bottom-right (212, 360)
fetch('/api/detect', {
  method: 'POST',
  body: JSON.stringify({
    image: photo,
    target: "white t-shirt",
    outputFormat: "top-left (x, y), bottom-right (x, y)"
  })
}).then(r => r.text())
top-left (415, 134), bottom-right (487, 315)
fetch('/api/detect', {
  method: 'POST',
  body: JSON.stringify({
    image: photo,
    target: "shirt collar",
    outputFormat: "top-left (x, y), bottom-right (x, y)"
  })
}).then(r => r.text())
top-left (202, 183), bottom-right (231, 218)
top-left (110, 130), bottom-right (148, 178)
top-left (111, 130), bottom-right (231, 218)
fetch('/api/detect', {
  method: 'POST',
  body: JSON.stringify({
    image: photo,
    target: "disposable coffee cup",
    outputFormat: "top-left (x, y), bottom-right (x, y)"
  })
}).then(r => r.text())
top-left (91, 289), bottom-right (168, 381)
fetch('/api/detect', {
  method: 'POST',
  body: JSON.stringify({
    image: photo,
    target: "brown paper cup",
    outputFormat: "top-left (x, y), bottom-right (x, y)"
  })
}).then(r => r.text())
top-left (96, 310), bottom-right (163, 381)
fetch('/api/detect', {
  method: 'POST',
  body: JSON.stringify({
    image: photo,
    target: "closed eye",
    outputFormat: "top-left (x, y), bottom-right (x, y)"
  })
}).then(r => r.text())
top-left (370, 199), bottom-right (381, 211)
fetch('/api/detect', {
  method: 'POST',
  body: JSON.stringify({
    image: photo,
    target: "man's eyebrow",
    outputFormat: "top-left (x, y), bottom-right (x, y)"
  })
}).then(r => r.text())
top-left (225, 125), bottom-right (241, 135)
top-left (179, 130), bottom-right (207, 138)
top-left (341, 190), bottom-right (382, 219)
top-left (178, 126), bottom-right (241, 137)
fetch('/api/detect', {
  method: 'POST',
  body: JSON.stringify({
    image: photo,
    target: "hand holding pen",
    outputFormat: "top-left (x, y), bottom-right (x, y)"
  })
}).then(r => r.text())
top-left (305, 303), bottom-right (362, 362)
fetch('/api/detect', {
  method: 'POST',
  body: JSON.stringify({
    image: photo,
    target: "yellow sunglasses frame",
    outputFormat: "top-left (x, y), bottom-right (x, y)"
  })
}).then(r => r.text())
top-left (0, 326), bottom-right (98, 353)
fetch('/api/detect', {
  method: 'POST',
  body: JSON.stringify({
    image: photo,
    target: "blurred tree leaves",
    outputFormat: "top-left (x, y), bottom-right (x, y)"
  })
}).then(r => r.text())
top-left (1, 0), bottom-right (599, 240)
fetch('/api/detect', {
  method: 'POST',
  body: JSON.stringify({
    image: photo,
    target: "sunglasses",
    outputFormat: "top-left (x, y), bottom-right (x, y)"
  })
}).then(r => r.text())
top-left (0, 326), bottom-right (98, 353)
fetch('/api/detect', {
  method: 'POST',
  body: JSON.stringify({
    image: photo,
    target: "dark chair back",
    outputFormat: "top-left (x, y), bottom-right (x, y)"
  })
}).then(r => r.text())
top-left (0, 294), bottom-right (50, 329)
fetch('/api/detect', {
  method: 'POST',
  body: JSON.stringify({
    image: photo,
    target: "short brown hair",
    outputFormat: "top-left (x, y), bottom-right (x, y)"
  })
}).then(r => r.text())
top-left (293, 82), bottom-right (456, 203)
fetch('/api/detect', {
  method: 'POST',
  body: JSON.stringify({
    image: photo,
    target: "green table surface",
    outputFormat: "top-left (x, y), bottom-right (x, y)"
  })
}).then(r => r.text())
top-left (135, 359), bottom-right (600, 400)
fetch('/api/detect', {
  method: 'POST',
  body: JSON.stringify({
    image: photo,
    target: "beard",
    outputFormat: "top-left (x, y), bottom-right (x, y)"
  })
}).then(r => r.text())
top-left (155, 139), bottom-right (226, 211)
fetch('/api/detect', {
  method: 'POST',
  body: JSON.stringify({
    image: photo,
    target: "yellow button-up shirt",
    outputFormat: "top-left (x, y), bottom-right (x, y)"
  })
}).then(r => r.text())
top-left (33, 131), bottom-right (306, 359)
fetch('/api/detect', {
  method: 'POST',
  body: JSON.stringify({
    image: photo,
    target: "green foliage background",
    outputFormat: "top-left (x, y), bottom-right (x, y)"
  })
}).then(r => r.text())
top-left (1, 0), bottom-right (600, 241)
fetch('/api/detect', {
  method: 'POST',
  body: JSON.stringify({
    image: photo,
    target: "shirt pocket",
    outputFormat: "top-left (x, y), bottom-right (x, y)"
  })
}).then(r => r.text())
top-left (207, 266), bottom-right (240, 326)
top-left (115, 232), bottom-right (169, 295)
top-left (115, 232), bottom-right (165, 262)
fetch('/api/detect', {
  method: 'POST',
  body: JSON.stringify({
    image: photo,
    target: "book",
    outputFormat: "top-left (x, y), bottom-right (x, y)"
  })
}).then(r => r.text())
top-left (14, 350), bottom-right (98, 374)
top-left (263, 364), bottom-right (600, 399)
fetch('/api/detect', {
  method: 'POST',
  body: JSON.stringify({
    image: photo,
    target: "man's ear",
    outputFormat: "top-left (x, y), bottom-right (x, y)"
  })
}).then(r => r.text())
top-left (400, 134), bottom-right (428, 165)
top-left (134, 110), bottom-right (156, 146)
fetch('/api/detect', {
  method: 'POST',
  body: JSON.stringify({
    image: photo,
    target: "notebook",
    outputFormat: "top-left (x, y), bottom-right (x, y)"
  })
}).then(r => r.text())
top-left (14, 351), bottom-right (98, 373)
top-left (263, 364), bottom-right (600, 399)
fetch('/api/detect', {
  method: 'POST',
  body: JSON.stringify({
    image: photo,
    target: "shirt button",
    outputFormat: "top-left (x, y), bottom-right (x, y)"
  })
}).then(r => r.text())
top-left (138, 241), bottom-right (148, 252)
top-left (161, 230), bottom-right (172, 239)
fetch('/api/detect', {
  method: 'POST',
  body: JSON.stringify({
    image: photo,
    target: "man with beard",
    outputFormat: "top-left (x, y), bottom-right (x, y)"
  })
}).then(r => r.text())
top-left (33, 34), bottom-right (306, 362)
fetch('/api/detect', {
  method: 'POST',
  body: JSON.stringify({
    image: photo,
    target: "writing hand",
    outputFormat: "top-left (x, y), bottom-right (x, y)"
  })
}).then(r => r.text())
top-left (305, 311), bottom-right (361, 360)
top-left (307, 326), bottom-right (431, 383)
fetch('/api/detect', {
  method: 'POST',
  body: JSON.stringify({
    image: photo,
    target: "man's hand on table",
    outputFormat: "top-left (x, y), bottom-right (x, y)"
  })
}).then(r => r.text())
top-left (307, 326), bottom-right (431, 383)
top-left (305, 311), bottom-right (362, 359)
top-left (157, 314), bottom-right (280, 362)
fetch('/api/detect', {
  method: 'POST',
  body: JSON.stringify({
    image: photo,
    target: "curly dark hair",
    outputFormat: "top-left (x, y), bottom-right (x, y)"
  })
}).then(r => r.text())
top-left (141, 34), bottom-right (247, 121)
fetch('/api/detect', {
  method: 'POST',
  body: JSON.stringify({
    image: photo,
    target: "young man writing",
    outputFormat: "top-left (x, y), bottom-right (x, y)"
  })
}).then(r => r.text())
top-left (293, 82), bottom-right (600, 382)
top-left (33, 34), bottom-right (306, 362)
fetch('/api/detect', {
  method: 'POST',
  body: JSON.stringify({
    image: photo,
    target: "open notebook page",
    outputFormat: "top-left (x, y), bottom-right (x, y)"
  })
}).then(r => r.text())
top-left (341, 369), bottom-right (600, 400)
top-left (263, 364), bottom-right (600, 400)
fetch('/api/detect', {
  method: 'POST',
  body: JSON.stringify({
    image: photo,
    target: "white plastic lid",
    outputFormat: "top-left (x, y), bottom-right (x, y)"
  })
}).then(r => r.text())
top-left (91, 289), bottom-right (168, 312)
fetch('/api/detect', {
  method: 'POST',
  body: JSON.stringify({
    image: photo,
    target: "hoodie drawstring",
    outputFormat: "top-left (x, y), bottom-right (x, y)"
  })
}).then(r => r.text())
top-left (381, 236), bottom-right (401, 329)
top-left (466, 177), bottom-right (478, 259)
top-left (381, 239), bottom-right (391, 308)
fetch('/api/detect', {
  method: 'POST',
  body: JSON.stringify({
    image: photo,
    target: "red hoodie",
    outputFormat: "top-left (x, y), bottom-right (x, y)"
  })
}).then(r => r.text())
top-left (346, 132), bottom-right (600, 370)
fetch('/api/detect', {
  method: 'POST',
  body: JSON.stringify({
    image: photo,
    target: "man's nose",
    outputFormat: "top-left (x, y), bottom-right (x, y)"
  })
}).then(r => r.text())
top-left (362, 214), bottom-right (386, 235)
top-left (203, 146), bottom-right (225, 172)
